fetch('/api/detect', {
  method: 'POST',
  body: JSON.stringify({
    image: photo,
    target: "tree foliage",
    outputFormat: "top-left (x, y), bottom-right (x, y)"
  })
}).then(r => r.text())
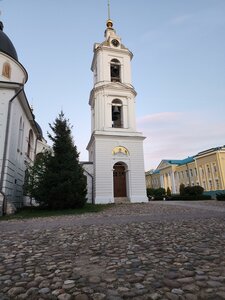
top-left (179, 183), bottom-right (185, 196)
top-left (23, 151), bottom-right (51, 203)
top-left (183, 185), bottom-right (204, 196)
top-left (24, 112), bottom-right (87, 209)
top-left (147, 188), bottom-right (166, 197)
top-left (166, 187), bottom-right (171, 196)
top-left (179, 184), bottom-right (204, 197)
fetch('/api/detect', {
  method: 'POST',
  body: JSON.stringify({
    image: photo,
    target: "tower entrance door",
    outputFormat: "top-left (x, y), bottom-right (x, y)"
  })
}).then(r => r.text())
top-left (113, 163), bottom-right (127, 197)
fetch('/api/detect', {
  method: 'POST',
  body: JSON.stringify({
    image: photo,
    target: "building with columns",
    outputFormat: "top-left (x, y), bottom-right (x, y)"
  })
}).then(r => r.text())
top-left (146, 145), bottom-right (225, 197)
top-left (84, 17), bottom-right (148, 204)
top-left (0, 21), bottom-right (46, 215)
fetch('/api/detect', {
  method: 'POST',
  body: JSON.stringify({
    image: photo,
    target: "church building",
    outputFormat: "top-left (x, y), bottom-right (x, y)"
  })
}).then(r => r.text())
top-left (0, 21), bottom-right (46, 215)
top-left (84, 15), bottom-right (148, 204)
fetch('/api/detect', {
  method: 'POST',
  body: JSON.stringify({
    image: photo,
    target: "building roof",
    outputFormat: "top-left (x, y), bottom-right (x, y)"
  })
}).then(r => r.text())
top-left (195, 145), bottom-right (225, 157)
top-left (0, 21), bottom-right (18, 61)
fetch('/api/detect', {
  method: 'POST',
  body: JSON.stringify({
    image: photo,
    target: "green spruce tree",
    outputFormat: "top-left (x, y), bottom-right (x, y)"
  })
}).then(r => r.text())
top-left (37, 112), bottom-right (87, 209)
top-left (23, 151), bottom-right (51, 204)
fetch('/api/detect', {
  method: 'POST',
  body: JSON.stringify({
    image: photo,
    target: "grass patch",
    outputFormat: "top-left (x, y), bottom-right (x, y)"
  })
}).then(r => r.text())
top-left (0, 203), bottom-right (111, 221)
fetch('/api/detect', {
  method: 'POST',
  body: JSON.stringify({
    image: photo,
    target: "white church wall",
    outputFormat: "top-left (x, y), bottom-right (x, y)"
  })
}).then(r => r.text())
top-left (94, 46), bottom-right (132, 85)
top-left (93, 135), bottom-right (148, 204)
top-left (0, 89), bottom-right (15, 158)
top-left (0, 53), bottom-right (27, 84)
top-left (1, 94), bottom-right (38, 208)
top-left (82, 162), bottom-right (94, 204)
top-left (92, 87), bottom-right (136, 132)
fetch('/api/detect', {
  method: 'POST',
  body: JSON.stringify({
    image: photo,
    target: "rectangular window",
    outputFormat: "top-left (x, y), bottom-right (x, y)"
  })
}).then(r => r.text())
top-left (207, 165), bottom-right (211, 174)
top-left (213, 163), bottom-right (217, 173)
top-left (215, 179), bottom-right (220, 190)
top-left (194, 168), bottom-right (197, 176)
top-left (209, 180), bottom-right (213, 190)
top-left (190, 169), bottom-right (193, 177)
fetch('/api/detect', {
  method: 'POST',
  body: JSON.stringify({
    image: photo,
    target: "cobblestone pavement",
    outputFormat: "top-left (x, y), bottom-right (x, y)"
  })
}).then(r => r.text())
top-left (1, 201), bottom-right (225, 300)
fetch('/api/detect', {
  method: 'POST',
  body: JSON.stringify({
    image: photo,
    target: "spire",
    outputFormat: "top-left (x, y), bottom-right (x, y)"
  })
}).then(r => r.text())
top-left (108, 0), bottom-right (110, 20)
top-left (106, 0), bottom-right (113, 29)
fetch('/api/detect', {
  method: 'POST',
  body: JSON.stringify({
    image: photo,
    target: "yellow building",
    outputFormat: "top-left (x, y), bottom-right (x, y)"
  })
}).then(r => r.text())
top-left (146, 145), bottom-right (225, 196)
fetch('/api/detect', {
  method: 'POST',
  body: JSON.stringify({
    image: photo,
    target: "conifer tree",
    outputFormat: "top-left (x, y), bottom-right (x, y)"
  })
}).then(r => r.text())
top-left (37, 112), bottom-right (87, 209)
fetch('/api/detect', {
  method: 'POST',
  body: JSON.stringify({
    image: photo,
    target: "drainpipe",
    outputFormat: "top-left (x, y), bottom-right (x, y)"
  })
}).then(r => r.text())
top-left (0, 86), bottom-right (24, 215)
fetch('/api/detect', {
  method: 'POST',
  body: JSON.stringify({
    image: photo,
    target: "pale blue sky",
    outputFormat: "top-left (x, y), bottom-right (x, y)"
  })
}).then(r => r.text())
top-left (1, 0), bottom-right (225, 170)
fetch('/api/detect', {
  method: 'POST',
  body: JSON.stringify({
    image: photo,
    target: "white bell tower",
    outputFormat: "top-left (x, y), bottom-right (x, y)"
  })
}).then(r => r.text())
top-left (87, 12), bottom-right (148, 204)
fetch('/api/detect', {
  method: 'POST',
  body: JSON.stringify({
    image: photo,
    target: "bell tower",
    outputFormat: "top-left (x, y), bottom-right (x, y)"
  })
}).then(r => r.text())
top-left (87, 7), bottom-right (148, 204)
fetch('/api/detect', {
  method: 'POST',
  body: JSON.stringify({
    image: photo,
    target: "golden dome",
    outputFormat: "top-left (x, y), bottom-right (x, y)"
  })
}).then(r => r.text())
top-left (106, 19), bottom-right (113, 28)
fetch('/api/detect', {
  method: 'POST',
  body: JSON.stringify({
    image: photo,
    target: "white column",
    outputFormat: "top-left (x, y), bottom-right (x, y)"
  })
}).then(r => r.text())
top-left (170, 171), bottom-right (176, 194)
top-left (160, 175), bottom-right (164, 188)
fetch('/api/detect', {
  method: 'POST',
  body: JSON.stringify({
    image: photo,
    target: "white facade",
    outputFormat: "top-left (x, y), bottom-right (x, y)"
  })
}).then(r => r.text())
top-left (0, 25), bottom-right (46, 215)
top-left (87, 19), bottom-right (148, 204)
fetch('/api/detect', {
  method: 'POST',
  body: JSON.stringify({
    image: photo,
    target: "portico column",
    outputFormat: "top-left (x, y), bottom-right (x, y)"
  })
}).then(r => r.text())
top-left (170, 171), bottom-right (176, 194)
top-left (160, 174), bottom-right (164, 188)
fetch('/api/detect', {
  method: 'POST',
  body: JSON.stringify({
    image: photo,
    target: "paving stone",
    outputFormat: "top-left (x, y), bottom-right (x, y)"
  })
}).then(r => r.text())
top-left (58, 293), bottom-right (72, 300)
top-left (39, 287), bottom-right (51, 294)
top-left (7, 287), bottom-right (26, 297)
top-left (74, 294), bottom-right (89, 300)
top-left (1, 202), bottom-right (225, 299)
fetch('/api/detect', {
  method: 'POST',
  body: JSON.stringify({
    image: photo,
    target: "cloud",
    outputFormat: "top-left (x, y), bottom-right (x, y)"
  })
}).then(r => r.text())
top-left (170, 14), bottom-right (193, 25)
top-left (138, 112), bottom-right (225, 170)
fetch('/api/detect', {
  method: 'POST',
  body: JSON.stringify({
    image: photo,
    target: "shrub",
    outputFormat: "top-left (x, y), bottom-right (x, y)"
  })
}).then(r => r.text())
top-left (179, 183), bottom-right (185, 196)
top-left (184, 186), bottom-right (204, 196)
top-left (147, 188), bottom-right (166, 198)
top-left (168, 194), bottom-right (211, 201)
top-left (216, 193), bottom-right (225, 201)
top-left (166, 187), bottom-right (171, 196)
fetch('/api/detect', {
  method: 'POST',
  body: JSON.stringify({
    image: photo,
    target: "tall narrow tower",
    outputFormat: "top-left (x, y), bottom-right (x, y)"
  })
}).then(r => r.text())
top-left (87, 12), bottom-right (148, 204)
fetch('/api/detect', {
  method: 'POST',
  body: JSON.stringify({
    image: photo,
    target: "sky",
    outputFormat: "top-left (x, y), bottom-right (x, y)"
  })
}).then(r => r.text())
top-left (1, 0), bottom-right (225, 171)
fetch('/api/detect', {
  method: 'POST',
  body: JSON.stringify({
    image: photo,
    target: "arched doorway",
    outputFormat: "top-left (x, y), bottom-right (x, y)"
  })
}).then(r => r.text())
top-left (113, 163), bottom-right (127, 197)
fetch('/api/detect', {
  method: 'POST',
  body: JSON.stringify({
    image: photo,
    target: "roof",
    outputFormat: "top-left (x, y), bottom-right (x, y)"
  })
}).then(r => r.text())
top-left (0, 22), bottom-right (18, 61)
top-left (195, 145), bottom-right (225, 157)
top-left (167, 157), bottom-right (194, 166)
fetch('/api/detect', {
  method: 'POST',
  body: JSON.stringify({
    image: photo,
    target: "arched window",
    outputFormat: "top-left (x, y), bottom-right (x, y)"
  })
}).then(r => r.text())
top-left (17, 117), bottom-right (24, 153)
top-left (27, 129), bottom-right (34, 158)
top-left (2, 62), bottom-right (11, 79)
top-left (110, 59), bottom-right (121, 82)
top-left (112, 99), bottom-right (123, 128)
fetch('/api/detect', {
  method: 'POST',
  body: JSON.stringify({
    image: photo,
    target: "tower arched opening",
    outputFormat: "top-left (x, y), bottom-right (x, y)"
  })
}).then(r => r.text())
top-left (112, 99), bottom-right (123, 128)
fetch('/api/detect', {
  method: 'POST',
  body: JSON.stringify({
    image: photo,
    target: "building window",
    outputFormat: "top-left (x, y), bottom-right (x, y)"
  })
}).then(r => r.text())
top-left (190, 169), bottom-right (193, 177)
top-left (27, 129), bottom-right (34, 159)
top-left (213, 163), bottom-right (217, 173)
top-left (186, 170), bottom-right (189, 178)
top-left (209, 180), bottom-right (213, 190)
top-left (207, 165), bottom-right (211, 175)
top-left (200, 167), bottom-right (204, 177)
top-left (194, 168), bottom-right (197, 176)
top-left (110, 59), bottom-right (121, 82)
top-left (112, 99), bottom-right (123, 128)
top-left (17, 117), bottom-right (24, 153)
top-left (215, 179), bottom-right (220, 190)
top-left (2, 62), bottom-right (11, 79)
